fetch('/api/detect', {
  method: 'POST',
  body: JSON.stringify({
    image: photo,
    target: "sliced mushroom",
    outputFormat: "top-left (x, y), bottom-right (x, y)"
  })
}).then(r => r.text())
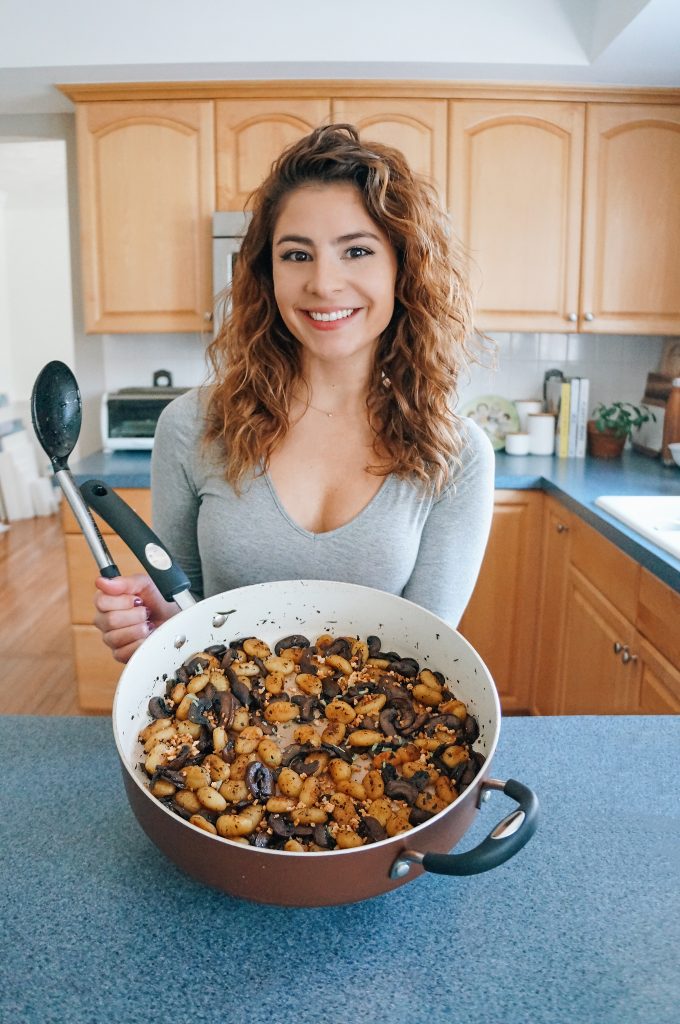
top-left (367, 635), bottom-right (382, 658)
top-left (399, 711), bottom-right (430, 737)
top-left (312, 824), bottom-right (333, 849)
top-left (148, 696), bottom-right (172, 719)
top-left (204, 644), bottom-right (228, 659)
top-left (250, 831), bottom-right (272, 848)
top-left (409, 806), bottom-right (435, 827)
top-left (389, 697), bottom-right (416, 732)
top-left (183, 655), bottom-right (211, 677)
top-left (325, 637), bottom-right (351, 659)
top-left (274, 634), bottom-right (310, 656)
top-left (214, 691), bottom-right (235, 730)
top-left (424, 714), bottom-right (463, 735)
top-left (230, 676), bottom-right (252, 709)
top-left (464, 716), bottom-right (480, 743)
top-left (360, 815), bottom-right (388, 843)
top-left (321, 677), bottom-right (341, 701)
top-left (269, 814), bottom-right (295, 838)
top-left (245, 760), bottom-right (275, 802)
top-left (379, 707), bottom-right (399, 738)
top-left (387, 658), bottom-right (420, 678)
top-left (384, 778), bottom-right (419, 805)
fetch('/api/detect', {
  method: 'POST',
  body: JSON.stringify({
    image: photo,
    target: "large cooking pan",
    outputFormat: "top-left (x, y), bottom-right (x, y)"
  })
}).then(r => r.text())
top-left (74, 479), bottom-right (539, 907)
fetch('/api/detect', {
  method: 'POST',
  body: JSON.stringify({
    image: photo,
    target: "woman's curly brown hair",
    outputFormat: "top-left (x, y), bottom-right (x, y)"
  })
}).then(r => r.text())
top-left (206, 123), bottom-right (481, 493)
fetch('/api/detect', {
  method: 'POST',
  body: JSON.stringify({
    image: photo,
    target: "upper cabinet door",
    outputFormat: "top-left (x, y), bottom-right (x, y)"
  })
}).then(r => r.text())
top-left (215, 99), bottom-right (331, 210)
top-left (449, 100), bottom-right (585, 332)
top-left (580, 104), bottom-right (680, 335)
top-left (77, 100), bottom-right (215, 333)
top-left (331, 98), bottom-right (448, 200)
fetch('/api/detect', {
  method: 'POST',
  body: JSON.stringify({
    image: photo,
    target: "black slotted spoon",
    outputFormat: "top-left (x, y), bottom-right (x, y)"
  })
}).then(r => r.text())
top-left (30, 360), bottom-right (120, 578)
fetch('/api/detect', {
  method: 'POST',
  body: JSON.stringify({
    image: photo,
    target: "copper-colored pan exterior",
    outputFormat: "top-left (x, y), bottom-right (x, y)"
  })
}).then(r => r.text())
top-left (113, 581), bottom-right (503, 906)
top-left (120, 756), bottom-right (489, 906)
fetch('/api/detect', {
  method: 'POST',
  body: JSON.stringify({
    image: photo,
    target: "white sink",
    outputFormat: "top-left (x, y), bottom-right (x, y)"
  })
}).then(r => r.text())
top-left (595, 495), bottom-right (680, 561)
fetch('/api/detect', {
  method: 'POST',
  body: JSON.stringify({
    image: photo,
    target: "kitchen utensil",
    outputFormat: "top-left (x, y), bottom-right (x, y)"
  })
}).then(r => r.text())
top-left (459, 395), bottom-right (521, 451)
top-left (30, 361), bottom-right (119, 579)
top-left (80, 479), bottom-right (194, 609)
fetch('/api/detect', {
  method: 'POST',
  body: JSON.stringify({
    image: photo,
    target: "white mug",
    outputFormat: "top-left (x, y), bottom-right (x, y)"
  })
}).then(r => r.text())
top-left (528, 413), bottom-right (556, 455)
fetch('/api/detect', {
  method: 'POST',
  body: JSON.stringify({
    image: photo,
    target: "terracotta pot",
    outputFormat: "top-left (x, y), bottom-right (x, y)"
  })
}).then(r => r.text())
top-left (587, 420), bottom-right (627, 459)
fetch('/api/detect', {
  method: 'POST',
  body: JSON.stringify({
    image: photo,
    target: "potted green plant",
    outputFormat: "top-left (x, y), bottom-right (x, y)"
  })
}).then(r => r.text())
top-left (587, 401), bottom-right (655, 459)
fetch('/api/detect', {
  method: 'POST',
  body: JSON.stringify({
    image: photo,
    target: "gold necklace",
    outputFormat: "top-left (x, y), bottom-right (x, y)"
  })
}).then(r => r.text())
top-left (293, 392), bottom-right (345, 419)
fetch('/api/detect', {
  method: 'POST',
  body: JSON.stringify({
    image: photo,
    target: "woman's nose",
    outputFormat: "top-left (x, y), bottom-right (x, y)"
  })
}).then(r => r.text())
top-left (305, 254), bottom-right (344, 296)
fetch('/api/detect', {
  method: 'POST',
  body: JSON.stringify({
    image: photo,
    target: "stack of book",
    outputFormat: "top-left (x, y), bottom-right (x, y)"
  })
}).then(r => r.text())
top-left (556, 377), bottom-right (591, 458)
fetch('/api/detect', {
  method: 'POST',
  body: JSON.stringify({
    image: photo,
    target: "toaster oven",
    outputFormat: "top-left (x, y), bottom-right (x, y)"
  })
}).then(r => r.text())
top-left (101, 387), bottom-right (188, 452)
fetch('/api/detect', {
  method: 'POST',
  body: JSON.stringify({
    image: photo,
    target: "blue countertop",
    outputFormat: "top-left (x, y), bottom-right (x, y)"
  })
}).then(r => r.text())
top-left (71, 447), bottom-right (680, 591)
top-left (2, 714), bottom-right (678, 1024)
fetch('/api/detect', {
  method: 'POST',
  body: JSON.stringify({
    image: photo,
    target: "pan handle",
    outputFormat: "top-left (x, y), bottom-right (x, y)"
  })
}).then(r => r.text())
top-left (79, 479), bottom-right (194, 607)
top-left (389, 778), bottom-right (538, 879)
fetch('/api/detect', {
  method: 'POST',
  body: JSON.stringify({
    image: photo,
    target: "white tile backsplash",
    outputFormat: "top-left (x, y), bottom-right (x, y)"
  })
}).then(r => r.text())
top-left (100, 330), bottom-right (667, 421)
top-left (459, 332), bottom-right (667, 413)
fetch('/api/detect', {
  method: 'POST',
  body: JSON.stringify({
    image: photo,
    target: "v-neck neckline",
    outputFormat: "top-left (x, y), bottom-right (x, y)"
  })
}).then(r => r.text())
top-left (264, 470), bottom-right (391, 539)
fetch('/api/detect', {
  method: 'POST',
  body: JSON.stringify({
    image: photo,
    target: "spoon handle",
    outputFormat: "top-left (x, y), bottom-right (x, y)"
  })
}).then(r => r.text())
top-left (55, 470), bottom-right (120, 578)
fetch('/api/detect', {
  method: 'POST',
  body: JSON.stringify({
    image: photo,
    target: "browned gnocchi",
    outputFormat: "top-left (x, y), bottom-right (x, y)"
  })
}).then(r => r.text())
top-left (139, 632), bottom-right (483, 851)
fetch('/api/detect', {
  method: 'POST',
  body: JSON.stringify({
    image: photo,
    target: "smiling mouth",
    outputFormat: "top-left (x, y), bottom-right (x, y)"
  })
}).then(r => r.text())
top-left (304, 308), bottom-right (357, 322)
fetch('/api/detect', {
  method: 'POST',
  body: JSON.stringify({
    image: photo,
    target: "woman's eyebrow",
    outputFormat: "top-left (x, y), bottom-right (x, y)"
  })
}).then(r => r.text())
top-left (274, 231), bottom-right (382, 246)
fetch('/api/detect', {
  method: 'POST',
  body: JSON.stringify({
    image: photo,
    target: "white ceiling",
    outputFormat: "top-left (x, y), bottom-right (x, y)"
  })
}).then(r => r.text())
top-left (0, 0), bottom-right (679, 115)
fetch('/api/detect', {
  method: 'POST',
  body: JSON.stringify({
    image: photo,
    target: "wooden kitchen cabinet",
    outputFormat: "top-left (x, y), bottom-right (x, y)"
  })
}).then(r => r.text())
top-left (458, 490), bottom-right (543, 713)
top-left (215, 99), bottom-right (331, 210)
top-left (559, 564), bottom-right (639, 714)
top-left (448, 100), bottom-right (585, 332)
top-left (331, 98), bottom-right (448, 199)
top-left (532, 504), bottom-right (680, 715)
top-left (76, 100), bottom-right (215, 333)
top-left (580, 104), bottom-right (680, 335)
top-left (62, 489), bottom-right (151, 710)
top-left (532, 496), bottom-right (572, 714)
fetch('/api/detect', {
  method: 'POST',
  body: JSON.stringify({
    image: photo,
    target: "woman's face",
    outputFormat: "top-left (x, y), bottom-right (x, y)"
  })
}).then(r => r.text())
top-left (271, 182), bottom-right (398, 370)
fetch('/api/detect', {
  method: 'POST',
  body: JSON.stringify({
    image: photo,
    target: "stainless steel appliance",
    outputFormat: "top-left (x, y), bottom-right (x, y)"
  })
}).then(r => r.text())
top-left (101, 372), bottom-right (189, 452)
top-left (212, 211), bottom-right (251, 334)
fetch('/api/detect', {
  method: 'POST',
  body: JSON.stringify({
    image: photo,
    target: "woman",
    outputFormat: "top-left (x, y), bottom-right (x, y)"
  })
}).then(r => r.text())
top-left (94, 124), bottom-right (495, 664)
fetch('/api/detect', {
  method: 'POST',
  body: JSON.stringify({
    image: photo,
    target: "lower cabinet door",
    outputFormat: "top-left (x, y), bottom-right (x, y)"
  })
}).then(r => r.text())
top-left (458, 491), bottom-right (543, 712)
top-left (559, 565), bottom-right (637, 714)
top-left (635, 636), bottom-right (680, 713)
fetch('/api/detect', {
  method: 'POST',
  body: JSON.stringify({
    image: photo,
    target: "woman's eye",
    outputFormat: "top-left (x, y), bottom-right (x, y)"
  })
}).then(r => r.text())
top-left (280, 250), bottom-right (311, 262)
top-left (346, 246), bottom-right (372, 259)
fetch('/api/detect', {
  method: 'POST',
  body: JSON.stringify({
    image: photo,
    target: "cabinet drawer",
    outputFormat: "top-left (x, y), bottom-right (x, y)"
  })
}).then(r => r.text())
top-left (570, 517), bottom-right (640, 622)
top-left (73, 625), bottom-right (122, 712)
top-left (61, 488), bottom-right (151, 534)
top-left (637, 569), bottom-right (680, 670)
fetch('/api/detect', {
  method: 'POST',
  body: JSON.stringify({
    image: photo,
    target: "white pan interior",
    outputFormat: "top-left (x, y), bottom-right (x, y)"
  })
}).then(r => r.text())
top-left (113, 580), bottom-right (501, 784)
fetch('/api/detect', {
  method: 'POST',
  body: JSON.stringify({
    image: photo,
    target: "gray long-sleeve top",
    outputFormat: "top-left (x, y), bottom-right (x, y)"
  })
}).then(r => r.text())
top-left (151, 389), bottom-right (495, 627)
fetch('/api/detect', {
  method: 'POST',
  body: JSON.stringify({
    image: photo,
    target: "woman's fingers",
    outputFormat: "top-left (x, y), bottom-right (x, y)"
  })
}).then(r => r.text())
top-left (99, 621), bottom-right (155, 662)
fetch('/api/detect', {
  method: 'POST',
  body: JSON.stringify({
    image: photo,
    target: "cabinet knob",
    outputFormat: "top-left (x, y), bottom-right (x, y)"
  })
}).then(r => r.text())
top-left (556, 523), bottom-right (569, 533)
top-left (613, 641), bottom-right (623, 654)
top-left (204, 311), bottom-right (213, 323)
top-left (621, 649), bottom-right (638, 665)
top-left (567, 313), bottom-right (578, 323)
top-left (583, 312), bottom-right (594, 322)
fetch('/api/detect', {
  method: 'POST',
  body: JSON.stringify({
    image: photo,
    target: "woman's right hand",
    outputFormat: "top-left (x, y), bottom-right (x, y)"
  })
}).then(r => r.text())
top-left (93, 573), bottom-right (179, 664)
